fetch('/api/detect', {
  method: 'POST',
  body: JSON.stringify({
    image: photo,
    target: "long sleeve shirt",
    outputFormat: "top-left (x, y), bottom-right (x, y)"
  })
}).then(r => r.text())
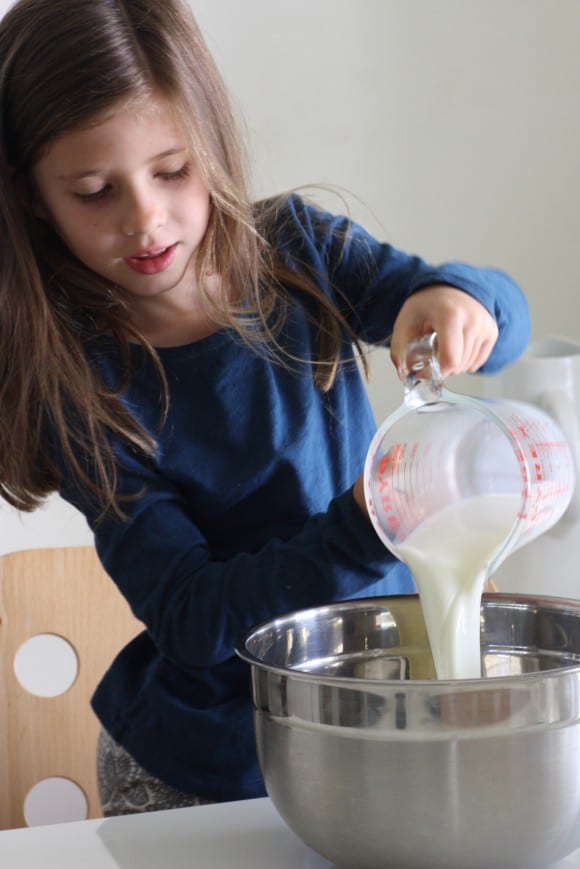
top-left (58, 194), bottom-right (531, 800)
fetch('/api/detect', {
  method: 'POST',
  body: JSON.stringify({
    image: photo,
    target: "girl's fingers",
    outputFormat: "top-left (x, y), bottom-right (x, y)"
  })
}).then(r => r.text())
top-left (391, 286), bottom-right (499, 379)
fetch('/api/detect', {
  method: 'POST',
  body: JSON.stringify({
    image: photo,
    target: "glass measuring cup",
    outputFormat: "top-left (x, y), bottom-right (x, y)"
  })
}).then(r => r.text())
top-left (364, 332), bottom-right (575, 573)
top-left (363, 333), bottom-right (576, 679)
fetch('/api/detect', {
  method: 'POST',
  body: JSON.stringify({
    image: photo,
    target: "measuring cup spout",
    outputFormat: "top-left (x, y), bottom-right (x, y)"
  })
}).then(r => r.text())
top-left (401, 332), bottom-right (443, 407)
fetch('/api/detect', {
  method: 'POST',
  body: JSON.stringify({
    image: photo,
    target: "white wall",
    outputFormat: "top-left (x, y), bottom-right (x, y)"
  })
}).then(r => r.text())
top-left (0, 0), bottom-right (578, 551)
top-left (0, 494), bottom-right (93, 555)
top-left (192, 0), bottom-right (579, 419)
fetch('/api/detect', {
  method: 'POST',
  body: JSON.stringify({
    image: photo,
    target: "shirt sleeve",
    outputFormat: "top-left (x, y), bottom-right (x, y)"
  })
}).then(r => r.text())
top-left (278, 194), bottom-right (531, 373)
top-left (63, 459), bottom-right (400, 671)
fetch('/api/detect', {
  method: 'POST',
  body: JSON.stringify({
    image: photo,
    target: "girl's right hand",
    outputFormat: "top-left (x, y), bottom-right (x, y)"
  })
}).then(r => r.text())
top-left (352, 472), bottom-right (370, 522)
top-left (390, 285), bottom-right (499, 380)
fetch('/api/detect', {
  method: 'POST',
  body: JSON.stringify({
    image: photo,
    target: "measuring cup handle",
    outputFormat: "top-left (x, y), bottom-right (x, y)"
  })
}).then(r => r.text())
top-left (401, 332), bottom-right (444, 405)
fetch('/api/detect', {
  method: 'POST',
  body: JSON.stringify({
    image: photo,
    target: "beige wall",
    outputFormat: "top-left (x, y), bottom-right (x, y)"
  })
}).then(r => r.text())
top-left (194, 0), bottom-right (579, 419)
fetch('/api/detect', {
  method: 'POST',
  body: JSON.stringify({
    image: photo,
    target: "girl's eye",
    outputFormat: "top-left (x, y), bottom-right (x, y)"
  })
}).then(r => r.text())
top-left (156, 164), bottom-right (191, 182)
top-left (74, 187), bottom-right (110, 203)
top-left (72, 164), bottom-right (191, 203)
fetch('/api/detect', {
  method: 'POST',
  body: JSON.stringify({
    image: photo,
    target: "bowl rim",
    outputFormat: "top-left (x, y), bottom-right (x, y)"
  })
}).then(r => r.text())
top-left (235, 592), bottom-right (580, 687)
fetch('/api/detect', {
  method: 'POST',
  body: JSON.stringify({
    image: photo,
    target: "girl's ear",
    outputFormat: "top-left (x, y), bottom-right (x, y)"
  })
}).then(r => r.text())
top-left (30, 195), bottom-right (49, 220)
top-left (12, 169), bottom-right (49, 219)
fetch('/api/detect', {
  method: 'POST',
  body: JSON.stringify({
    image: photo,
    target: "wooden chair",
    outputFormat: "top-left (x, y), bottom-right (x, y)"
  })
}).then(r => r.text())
top-left (0, 545), bottom-right (142, 829)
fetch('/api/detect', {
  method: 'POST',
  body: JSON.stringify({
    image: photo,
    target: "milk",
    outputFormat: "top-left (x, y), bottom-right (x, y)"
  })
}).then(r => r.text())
top-left (397, 494), bottom-right (520, 680)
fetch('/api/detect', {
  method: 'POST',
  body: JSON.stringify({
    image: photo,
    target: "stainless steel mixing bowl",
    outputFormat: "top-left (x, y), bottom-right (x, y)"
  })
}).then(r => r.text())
top-left (236, 594), bottom-right (580, 869)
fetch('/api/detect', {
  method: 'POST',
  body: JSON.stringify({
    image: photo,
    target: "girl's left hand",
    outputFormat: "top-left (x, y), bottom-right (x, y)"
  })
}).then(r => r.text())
top-left (389, 285), bottom-right (499, 380)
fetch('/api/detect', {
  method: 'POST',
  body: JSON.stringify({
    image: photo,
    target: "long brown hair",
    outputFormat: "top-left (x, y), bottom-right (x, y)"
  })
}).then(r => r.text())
top-left (0, 0), bottom-right (366, 518)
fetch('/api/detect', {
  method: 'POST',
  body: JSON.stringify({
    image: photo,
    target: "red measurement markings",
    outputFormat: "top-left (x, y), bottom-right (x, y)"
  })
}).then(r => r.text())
top-left (507, 416), bottom-right (571, 514)
top-left (376, 443), bottom-right (407, 534)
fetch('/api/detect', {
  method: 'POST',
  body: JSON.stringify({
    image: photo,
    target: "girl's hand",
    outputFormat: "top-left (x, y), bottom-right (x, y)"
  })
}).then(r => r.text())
top-left (352, 473), bottom-right (367, 519)
top-left (389, 285), bottom-right (499, 380)
top-left (354, 285), bottom-right (499, 526)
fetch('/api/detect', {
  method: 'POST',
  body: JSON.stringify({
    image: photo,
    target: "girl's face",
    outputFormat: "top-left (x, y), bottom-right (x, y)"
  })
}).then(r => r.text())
top-left (32, 92), bottom-right (211, 308)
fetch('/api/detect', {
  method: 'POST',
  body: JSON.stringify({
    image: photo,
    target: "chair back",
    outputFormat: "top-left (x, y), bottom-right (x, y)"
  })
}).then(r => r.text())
top-left (0, 545), bottom-right (142, 829)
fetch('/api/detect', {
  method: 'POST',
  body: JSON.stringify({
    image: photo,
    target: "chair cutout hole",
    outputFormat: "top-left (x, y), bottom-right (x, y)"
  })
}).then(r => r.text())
top-left (13, 633), bottom-right (79, 697)
top-left (23, 777), bottom-right (88, 826)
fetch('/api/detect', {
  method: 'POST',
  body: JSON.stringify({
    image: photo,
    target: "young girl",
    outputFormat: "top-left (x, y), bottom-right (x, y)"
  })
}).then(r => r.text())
top-left (0, 0), bottom-right (530, 815)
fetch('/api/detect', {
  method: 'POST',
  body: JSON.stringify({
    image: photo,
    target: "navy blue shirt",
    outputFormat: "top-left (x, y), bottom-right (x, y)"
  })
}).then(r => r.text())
top-left (58, 195), bottom-right (530, 800)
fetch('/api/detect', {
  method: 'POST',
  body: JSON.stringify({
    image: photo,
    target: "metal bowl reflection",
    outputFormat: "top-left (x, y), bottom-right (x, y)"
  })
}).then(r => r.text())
top-left (236, 594), bottom-right (580, 869)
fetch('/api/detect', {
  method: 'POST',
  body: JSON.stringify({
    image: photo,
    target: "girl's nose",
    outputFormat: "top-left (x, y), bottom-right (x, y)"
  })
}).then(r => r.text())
top-left (121, 188), bottom-right (165, 237)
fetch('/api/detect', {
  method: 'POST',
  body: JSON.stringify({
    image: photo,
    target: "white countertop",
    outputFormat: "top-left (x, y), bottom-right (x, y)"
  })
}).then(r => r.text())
top-left (0, 798), bottom-right (331, 869)
top-left (0, 796), bottom-right (579, 869)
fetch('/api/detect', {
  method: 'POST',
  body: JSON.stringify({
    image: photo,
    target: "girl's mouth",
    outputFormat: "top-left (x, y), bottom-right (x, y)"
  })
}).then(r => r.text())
top-left (124, 243), bottom-right (178, 275)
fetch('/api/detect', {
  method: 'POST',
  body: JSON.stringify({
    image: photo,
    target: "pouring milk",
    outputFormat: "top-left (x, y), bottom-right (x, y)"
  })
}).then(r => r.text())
top-left (396, 494), bottom-right (520, 679)
top-left (364, 333), bottom-right (575, 680)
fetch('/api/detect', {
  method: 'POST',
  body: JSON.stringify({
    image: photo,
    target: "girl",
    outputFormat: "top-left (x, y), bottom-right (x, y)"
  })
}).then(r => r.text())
top-left (0, 0), bottom-right (530, 815)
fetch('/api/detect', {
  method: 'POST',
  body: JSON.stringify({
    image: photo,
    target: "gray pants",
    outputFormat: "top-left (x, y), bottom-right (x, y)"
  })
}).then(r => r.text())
top-left (96, 729), bottom-right (214, 816)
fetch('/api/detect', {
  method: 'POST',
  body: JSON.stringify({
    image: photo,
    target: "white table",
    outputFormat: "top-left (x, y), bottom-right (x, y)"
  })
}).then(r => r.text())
top-left (0, 797), bottom-right (579, 868)
top-left (0, 799), bottom-right (330, 869)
